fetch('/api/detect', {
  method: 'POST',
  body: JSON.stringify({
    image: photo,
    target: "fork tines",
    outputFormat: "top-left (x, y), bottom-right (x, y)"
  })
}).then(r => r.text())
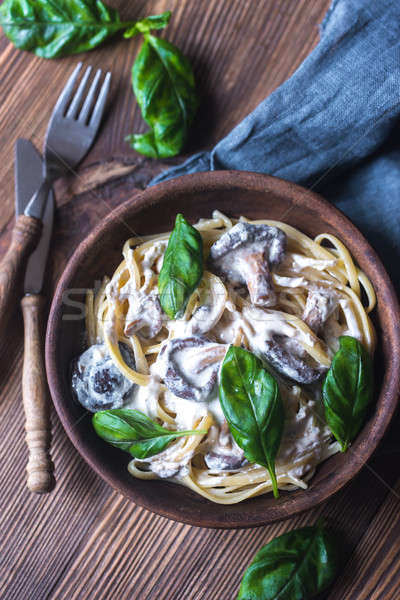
top-left (55, 62), bottom-right (111, 129)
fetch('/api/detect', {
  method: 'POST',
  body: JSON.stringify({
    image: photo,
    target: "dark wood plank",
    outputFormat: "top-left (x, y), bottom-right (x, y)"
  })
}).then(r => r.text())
top-left (2, 1), bottom-right (400, 599)
top-left (42, 460), bottom-right (400, 600)
top-left (326, 477), bottom-right (400, 600)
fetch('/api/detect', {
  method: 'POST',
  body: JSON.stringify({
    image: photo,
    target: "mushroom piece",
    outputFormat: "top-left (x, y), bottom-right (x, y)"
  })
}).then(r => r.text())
top-left (155, 336), bottom-right (227, 402)
top-left (302, 288), bottom-right (338, 335)
top-left (71, 342), bottom-right (137, 412)
top-left (208, 222), bottom-right (286, 307)
top-left (260, 335), bottom-right (324, 385)
top-left (204, 423), bottom-right (247, 471)
top-left (205, 451), bottom-right (248, 471)
top-left (124, 289), bottom-right (163, 340)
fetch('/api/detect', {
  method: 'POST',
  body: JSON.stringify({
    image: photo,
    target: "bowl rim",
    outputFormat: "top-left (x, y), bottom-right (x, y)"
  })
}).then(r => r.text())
top-left (46, 170), bottom-right (400, 528)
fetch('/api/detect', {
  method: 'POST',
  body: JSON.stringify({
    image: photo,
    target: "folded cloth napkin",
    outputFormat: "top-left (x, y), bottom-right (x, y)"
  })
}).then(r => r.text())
top-left (152, 0), bottom-right (400, 290)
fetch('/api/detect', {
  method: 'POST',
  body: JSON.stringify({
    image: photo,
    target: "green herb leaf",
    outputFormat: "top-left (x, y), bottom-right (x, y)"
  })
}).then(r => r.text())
top-left (127, 34), bottom-right (198, 158)
top-left (219, 346), bottom-right (284, 499)
top-left (323, 336), bottom-right (373, 452)
top-left (158, 214), bottom-right (203, 320)
top-left (238, 521), bottom-right (341, 600)
top-left (123, 11), bottom-right (171, 38)
top-left (0, 1), bottom-right (170, 59)
top-left (93, 408), bottom-right (206, 459)
top-left (0, 0), bottom-right (133, 58)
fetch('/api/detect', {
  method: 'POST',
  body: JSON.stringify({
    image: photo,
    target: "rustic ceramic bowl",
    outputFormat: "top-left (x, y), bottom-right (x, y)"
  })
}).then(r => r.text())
top-left (46, 171), bottom-right (400, 528)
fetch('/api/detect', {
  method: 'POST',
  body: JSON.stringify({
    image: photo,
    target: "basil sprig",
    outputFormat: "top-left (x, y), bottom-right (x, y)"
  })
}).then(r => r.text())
top-left (158, 214), bottom-right (203, 320)
top-left (123, 12), bottom-right (171, 39)
top-left (0, 2), bottom-right (198, 158)
top-left (0, 0), bottom-right (165, 59)
top-left (323, 336), bottom-right (373, 452)
top-left (238, 521), bottom-right (341, 600)
top-left (219, 346), bottom-right (284, 499)
top-left (93, 408), bottom-right (206, 459)
top-left (126, 33), bottom-right (198, 158)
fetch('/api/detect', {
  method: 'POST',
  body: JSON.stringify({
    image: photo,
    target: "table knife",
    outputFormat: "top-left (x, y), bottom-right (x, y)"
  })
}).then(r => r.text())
top-left (17, 139), bottom-right (55, 493)
top-left (0, 159), bottom-right (43, 333)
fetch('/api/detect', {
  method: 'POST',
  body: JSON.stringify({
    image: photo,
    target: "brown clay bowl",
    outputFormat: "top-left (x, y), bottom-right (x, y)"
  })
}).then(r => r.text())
top-left (46, 171), bottom-right (400, 528)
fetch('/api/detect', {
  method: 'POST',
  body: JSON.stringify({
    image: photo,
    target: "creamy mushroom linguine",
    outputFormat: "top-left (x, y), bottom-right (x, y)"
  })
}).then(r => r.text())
top-left (71, 211), bottom-right (376, 504)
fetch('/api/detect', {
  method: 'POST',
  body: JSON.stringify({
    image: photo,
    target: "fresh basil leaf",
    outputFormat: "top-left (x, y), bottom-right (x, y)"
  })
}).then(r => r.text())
top-left (123, 11), bottom-right (171, 38)
top-left (0, 0), bottom-right (133, 58)
top-left (93, 409), bottom-right (138, 453)
top-left (158, 214), bottom-right (203, 320)
top-left (127, 34), bottom-right (198, 158)
top-left (219, 346), bottom-right (284, 499)
top-left (238, 521), bottom-right (341, 600)
top-left (93, 408), bottom-right (206, 459)
top-left (0, 1), bottom-right (169, 59)
top-left (323, 336), bottom-right (373, 452)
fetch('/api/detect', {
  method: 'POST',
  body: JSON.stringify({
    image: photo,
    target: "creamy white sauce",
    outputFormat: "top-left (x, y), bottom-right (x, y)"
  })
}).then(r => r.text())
top-left (125, 376), bottom-right (227, 479)
top-left (166, 387), bottom-right (225, 429)
top-left (141, 240), bottom-right (167, 272)
top-left (288, 254), bottom-right (337, 271)
top-left (273, 274), bottom-right (306, 288)
top-left (211, 304), bottom-right (316, 351)
top-left (126, 373), bottom-right (225, 431)
top-left (212, 310), bottom-right (244, 344)
top-left (240, 305), bottom-right (315, 355)
top-left (276, 386), bottom-right (338, 482)
top-left (339, 298), bottom-right (362, 340)
top-left (124, 375), bottom-right (161, 421)
top-left (79, 223), bottom-right (360, 488)
top-left (324, 314), bottom-right (344, 352)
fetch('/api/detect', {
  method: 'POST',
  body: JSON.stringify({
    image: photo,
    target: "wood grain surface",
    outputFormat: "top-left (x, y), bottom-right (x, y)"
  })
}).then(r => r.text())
top-left (0, 1), bottom-right (399, 599)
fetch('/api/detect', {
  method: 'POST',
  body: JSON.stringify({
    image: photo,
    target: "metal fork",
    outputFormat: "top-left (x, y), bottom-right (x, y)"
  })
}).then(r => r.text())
top-left (0, 63), bottom-right (111, 333)
top-left (25, 62), bottom-right (112, 219)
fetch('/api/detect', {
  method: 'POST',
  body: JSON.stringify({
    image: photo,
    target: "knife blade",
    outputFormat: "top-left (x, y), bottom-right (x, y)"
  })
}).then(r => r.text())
top-left (15, 139), bottom-right (45, 215)
top-left (15, 139), bottom-right (54, 294)
top-left (16, 139), bottom-right (55, 493)
top-left (0, 143), bottom-right (43, 333)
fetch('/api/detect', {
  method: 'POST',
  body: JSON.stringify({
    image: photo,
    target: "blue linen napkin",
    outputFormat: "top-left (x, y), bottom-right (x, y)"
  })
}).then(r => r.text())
top-left (152, 0), bottom-right (400, 289)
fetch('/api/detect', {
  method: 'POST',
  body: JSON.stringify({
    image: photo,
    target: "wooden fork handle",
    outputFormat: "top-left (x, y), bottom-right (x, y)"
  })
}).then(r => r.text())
top-left (21, 294), bottom-right (54, 493)
top-left (0, 215), bottom-right (42, 332)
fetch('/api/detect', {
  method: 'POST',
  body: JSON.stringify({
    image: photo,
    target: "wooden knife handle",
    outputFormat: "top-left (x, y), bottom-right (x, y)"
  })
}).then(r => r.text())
top-left (0, 215), bottom-right (42, 331)
top-left (21, 294), bottom-right (54, 493)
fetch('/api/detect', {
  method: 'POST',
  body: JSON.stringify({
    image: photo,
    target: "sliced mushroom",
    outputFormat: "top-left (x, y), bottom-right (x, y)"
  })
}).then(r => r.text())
top-left (302, 288), bottom-right (338, 335)
top-left (124, 289), bottom-right (163, 339)
top-left (205, 451), bottom-right (248, 471)
top-left (260, 335), bottom-right (323, 384)
top-left (71, 342), bottom-right (136, 412)
top-left (155, 336), bottom-right (227, 402)
top-left (208, 222), bottom-right (286, 307)
top-left (204, 422), bottom-right (247, 471)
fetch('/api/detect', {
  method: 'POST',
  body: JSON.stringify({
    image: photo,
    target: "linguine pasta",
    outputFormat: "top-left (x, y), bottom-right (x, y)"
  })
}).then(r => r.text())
top-left (79, 211), bottom-right (376, 504)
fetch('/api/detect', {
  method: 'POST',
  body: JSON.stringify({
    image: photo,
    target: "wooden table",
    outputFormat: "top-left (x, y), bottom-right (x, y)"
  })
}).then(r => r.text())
top-left (1, 1), bottom-right (399, 598)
